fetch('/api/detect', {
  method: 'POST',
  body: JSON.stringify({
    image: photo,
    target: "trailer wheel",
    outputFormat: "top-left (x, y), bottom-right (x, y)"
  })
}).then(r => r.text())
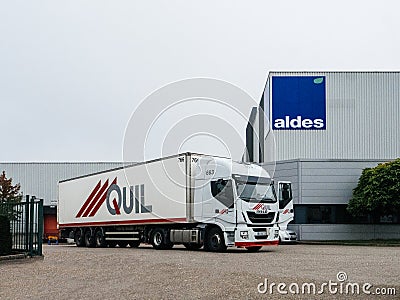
top-left (245, 246), bottom-right (262, 252)
top-left (204, 227), bottom-right (227, 252)
top-left (151, 228), bottom-right (173, 250)
top-left (84, 229), bottom-right (95, 248)
top-left (183, 243), bottom-right (202, 250)
top-left (74, 229), bottom-right (85, 247)
top-left (129, 240), bottom-right (141, 248)
top-left (95, 229), bottom-right (107, 248)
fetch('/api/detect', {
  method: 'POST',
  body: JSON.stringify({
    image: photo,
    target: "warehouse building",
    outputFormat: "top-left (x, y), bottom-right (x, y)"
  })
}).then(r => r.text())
top-left (2, 72), bottom-right (399, 241)
top-left (246, 71), bottom-right (400, 240)
top-left (0, 163), bottom-right (122, 239)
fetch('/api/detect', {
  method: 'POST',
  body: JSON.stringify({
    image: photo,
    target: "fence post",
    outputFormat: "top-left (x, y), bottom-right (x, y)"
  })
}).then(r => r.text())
top-left (25, 195), bottom-right (30, 252)
top-left (28, 196), bottom-right (35, 257)
top-left (37, 199), bottom-right (43, 256)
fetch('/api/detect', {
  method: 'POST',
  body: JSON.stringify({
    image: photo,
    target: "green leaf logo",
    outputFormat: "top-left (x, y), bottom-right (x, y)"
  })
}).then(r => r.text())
top-left (314, 77), bottom-right (324, 84)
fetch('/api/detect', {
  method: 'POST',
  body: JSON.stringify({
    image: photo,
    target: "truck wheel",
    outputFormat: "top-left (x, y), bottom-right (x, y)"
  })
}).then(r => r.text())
top-left (84, 229), bottom-right (95, 248)
top-left (183, 243), bottom-right (202, 250)
top-left (74, 229), bottom-right (85, 247)
top-left (204, 227), bottom-right (227, 252)
top-left (118, 241), bottom-right (128, 248)
top-left (151, 228), bottom-right (173, 250)
top-left (95, 229), bottom-right (106, 248)
top-left (245, 246), bottom-right (262, 252)
top-left (129, 240), bottom-right (141, 248)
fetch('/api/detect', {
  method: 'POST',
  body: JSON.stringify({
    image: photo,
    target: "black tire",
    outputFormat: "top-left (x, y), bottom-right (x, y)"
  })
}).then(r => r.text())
top-left (95, 229), bottom-right (107, 248)
top-left (183, 243), bottom-right (202, 250)
top-left (204, 227), bottom-right (227, 252)
top-left (84, 229), bottom-right (95, 248)
top-left (245, 246), bottom-right (262, 252)
top-left (118, 241), bottom-right (128, 248)
top-left (74, 229), bottom-right (85, 247)
top-left (151, 228), bottom-right (173, 250)
top-left (129, 240), bottom-right (141, 248)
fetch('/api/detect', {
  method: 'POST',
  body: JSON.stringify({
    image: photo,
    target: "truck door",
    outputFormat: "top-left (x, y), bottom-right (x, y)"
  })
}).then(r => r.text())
top-left (205, 179), bottom-right (236, 226)
top-left (277, 181), bottom-right (293, 230)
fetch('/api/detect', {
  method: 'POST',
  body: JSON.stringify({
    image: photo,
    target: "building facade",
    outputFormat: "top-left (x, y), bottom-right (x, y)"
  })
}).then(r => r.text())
top-left (247, 72), bottom-right (400, 240)
top-left (2, 72), bottom-right (399, 241)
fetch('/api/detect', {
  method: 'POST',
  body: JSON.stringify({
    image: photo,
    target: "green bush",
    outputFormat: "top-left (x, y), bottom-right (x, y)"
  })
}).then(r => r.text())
top-left (0, 215), bottom-right (12, 255)
top-left (348, 158), bottom-right (400, 221)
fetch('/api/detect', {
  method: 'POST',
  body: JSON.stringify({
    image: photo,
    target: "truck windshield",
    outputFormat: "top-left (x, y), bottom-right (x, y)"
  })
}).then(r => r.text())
top-left (234, 176), bottom-right (276, 203)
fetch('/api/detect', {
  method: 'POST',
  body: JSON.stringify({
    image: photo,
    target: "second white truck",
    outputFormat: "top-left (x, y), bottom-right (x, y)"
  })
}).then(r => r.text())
top-left (58, 153), bottom-right (292, 252)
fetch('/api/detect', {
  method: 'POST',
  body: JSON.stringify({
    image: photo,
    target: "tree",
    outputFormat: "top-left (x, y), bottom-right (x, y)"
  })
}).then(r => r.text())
top-left (347, 159), bottom-right (400, 222)
top-left (0, 171), bottom-right (23, 219)
top-left (0, 171), bottom-right (22, 204)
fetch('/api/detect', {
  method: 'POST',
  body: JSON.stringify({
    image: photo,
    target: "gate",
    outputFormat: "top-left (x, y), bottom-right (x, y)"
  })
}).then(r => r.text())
top-left (0, 195), bottom-right (43, 256)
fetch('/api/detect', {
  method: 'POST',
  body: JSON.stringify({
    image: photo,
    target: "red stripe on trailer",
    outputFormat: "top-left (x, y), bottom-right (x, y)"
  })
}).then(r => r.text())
top-left (81, 179), bottom-right (109, 217)
top-left (88, 177), bottom-right (117, 217)
top-left (76, 180), bottom-right (101, 218)
top-left (283, 209), bottom-right (289, 214)
top-left (59, 217), bottom-right (188, 228)
top-left (235, 240), bottom-right (279, 247)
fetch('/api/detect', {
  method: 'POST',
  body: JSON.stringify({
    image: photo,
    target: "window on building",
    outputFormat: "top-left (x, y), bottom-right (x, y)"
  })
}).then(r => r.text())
top-left (293, 205), bottom-right (399, 224)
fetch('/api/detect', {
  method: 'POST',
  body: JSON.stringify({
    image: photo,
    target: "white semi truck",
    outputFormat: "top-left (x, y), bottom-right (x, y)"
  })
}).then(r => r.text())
top-left (58, 153), bottom-right (292, 252)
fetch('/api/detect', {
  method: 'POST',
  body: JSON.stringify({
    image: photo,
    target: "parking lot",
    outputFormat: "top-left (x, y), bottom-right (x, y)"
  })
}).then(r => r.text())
top-left (0, 244), bottom-right (399, 299)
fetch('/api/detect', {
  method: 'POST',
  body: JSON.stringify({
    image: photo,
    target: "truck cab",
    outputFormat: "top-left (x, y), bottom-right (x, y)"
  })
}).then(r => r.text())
top-left (192, 156), bottom-right (281, 251)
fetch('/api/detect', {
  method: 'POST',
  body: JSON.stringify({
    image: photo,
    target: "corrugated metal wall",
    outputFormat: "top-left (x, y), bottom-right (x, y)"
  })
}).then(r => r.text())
top-left (0, 163), bottom-right (123, 206)
top-left (299, 159), bottom-right (389, 205)
top-left (272, 159), bottom-right (389, 205)
top-left (276, 159), bottom-right (398, 240)
top-left (261, 72), bottom-right (400, 161)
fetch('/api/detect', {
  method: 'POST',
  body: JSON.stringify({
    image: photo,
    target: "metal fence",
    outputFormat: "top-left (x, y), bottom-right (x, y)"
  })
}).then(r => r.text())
top-left (0, 195), bottom-right (43, 256)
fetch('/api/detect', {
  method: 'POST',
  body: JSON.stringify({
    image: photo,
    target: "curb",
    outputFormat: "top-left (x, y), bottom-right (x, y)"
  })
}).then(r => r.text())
top-left (298, 241), bottom-right (400, 247)
top-left (0, 253), bottom-right (28, 261)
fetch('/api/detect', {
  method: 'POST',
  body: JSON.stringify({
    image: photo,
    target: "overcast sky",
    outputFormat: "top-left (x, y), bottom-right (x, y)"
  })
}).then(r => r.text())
top-left (1, 1), bottom-right (399, 162)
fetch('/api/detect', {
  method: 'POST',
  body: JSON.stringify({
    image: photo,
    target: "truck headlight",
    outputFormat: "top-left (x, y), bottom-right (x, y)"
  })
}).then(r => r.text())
top-left (240, 231), bottom-right (249, 239)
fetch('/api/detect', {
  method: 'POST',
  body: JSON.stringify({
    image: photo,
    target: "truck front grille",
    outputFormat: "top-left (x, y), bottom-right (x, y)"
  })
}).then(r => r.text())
top-left (247, 212), bottom-right (276, 224)
top-left (253, 228), bottom-right (269, 240)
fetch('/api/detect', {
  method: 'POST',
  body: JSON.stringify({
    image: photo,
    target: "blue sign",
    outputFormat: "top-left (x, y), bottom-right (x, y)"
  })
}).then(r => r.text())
top-left (272, 76), bottom-right (326, 130)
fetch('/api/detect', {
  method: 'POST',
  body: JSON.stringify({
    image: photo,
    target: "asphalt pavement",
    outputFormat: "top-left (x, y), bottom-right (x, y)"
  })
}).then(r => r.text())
top-left (0, 244), bottom-right (398, 299)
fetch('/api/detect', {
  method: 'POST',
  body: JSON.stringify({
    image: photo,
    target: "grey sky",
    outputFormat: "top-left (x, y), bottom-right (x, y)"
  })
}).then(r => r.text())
top-left (1, 1), bottom-right (399, 162)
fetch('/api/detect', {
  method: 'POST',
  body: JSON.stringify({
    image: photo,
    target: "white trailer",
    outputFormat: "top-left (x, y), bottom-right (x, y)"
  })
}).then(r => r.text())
top-left (58, 153), bottom-right (292, 252)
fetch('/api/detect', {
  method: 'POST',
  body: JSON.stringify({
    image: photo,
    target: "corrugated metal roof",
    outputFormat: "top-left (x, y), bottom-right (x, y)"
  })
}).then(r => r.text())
top-left (0, 163), bottom-right (123, 206)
